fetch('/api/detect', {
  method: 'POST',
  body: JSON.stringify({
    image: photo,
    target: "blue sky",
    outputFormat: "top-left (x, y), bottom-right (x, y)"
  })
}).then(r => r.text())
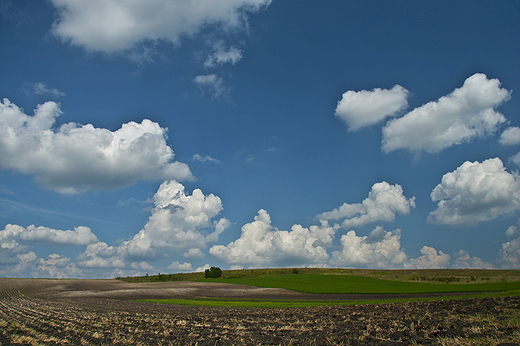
top-left (1, 0), bottom-right (520, 278)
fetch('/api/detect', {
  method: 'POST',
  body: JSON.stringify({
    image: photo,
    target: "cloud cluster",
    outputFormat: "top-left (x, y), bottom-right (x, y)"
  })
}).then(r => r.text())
top-left (498, 237), bottom-right (520, 269)
top-left (317, 182), bottom-right (415, 229)
top-left (50, 0), bottom-right (271, 54)
top-left (210, 209), bottom-right (336, 267)
top-left (76, 180), bottom-right (227, 269)
top-left (0, 98), bottom-right (192, 193)
top-left (0, 224), bottom-right (97, 250)
top-left (382, 73), bottom-right (510, 153)
top-left (406, 246), bottom-right (451, 269)
top-left (335, 85), bottom-right (409, 131)
top-left (331, 226), bottom-right (408, 268)
top-left (428, 158), bottom-right (520, 226)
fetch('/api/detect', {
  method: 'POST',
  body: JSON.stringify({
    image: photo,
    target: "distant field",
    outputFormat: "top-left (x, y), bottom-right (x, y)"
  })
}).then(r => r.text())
top-left (137, 290), bottom-right (520, 308)
top-left (118, 267), bottom-right (520, 284)
top-left (199, 274), bottom-right (520, 294)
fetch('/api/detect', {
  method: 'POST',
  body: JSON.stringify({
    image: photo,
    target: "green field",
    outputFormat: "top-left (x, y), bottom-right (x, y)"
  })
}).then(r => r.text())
top-left (199, 274), bottom-right (520, 294)
top-left (137, 290), bottom-right (520, 308)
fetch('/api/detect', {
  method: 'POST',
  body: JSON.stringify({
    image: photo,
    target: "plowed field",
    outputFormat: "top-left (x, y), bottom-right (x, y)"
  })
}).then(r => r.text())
top-left (0, 278), bottom-right (519, 345)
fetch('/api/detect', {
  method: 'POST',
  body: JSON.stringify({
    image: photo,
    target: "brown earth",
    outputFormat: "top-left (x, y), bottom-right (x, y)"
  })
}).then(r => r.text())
top-left (0, 278), bottom-right (519, 345)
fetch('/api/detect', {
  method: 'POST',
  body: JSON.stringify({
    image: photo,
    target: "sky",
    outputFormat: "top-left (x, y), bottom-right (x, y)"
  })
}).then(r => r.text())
top-left (1, 1), bottom-right (520, 279)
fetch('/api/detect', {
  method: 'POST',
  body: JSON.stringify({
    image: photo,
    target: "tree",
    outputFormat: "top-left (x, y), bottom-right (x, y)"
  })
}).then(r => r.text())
top-left (204, 266), bottom-right (222, 278)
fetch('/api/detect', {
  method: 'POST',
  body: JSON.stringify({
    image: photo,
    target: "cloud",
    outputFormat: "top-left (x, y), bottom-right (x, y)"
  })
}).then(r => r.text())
top-left (167, 261), bottom-right (193, 272)
top-left (452, 250), bottom-right (493, 269)
top-left (498, 237), bottom-right (520, 269)
top-left (204, 41), bottom-right (243, 68)
top-left (75, 242), bottom-right (125, 268)
top-left (317, 182), bottom-right (415, 229)
top-left (511, 152), bottom-right (520, 166)
top-left (50, 0), bottom-right (271, 55)
top-left (76, 180), bottom-right (227, 268)
top-left (428, 158), bottom-right (520, 226)
top-left (194, 74), bottom-right (230, 99)
top-left (330, 226), bottom-right (408, 268)
top-left (31, 82), bottom-right (66, 98)
top-left (500, 126), bottom-right (520, 145)
top-left (183, 248), bottom-right (205, 259)
top-left (37, 253), bottom-right (82, 278)
top-left (193, 154), bottom-right (221, 164)
top-left (506, 220), bottom-right (520, 238)
top-left (335, 85), bottom-right (409, 131)
top-left (406, 246), bottom-right (451, 269)
top-left (0, 98), bottom-right (192, 194)
top-left (0, 224), bottom-right (97, 248)
top-left (210, 209), bottom-right (336, 267)
top-left (382, 73), bottom-right (510, 153)
top-left (125, 180), bottom-right (227, 258)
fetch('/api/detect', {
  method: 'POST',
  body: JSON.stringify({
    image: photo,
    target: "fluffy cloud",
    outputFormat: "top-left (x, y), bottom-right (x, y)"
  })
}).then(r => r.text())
top-left (0, 98), bottom-right (192, 194)
top-left (331, 226), bottom-right (408, 268)
top-left (498, 237), bottom-right (520, 269)
top-left (317, 182), bottom-right (415, 229)
top-left (77, 181), bottom-right (227, 268)
top-left (50, 0), bottom-right (271, 54)
top-left (129, 180), bottom-right (225, 254)
top-left (506, 220), bottom-right (520, 238)
top-left (167, 261), bottom-right (193, 272)
top-left (0, 224), bottom-right (97, 248)
top-left (500, 126), bottom-right (520, 145)
top-left (210, 209), bottom-right (336, 267)
top-left (406, 246), bottom-right (451, 269)
top-left (75, 242), bottom-right (126, 268)
top-left (452, 250), bottom-right (493, 269)
top-left (335, 85), bottom-right (409, 131)
top-left (37, 253), bottom-right (82, 278)
top-left (382, 73), bottom-right (510, 153)
top-left (428, 158), bottom-right (520, 226)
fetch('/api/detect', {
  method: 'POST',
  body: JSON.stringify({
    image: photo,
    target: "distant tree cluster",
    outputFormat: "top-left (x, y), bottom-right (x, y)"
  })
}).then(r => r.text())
top-left (204, 267), bottom-right (222, 278)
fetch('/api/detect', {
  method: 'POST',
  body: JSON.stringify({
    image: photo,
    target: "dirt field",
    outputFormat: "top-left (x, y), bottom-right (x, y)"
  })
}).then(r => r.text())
top-left (1, 278), bottom-right (519, 345)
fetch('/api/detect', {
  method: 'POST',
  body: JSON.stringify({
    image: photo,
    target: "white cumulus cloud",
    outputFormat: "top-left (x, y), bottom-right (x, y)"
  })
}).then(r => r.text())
top-left (167, 261), bottom-right (193, 272)
top-left (210, 209), bottom-right (336, 267)
top-left (0, 224), bottom-right (98, 247)
top-left (428, 158), bottom-right (520, 226)
top-left (330, 226), bottom-right (408, 268)
top-left (406, 246), bottom-right (451, 269)
top-left (50, 0), bottom-right (271, 55)
top-left (0, 98), bottom-right (192, 194)
top-left (335, 85), bottom-right (409, 131)
top-left (382, 73), bottom-right (510, 153)
top-left (124, 180), bottom-right (227, 258)
top-left (317, 182), bottom-right (415, 229)
top-left (498, 237), bottom-right (520, 269)
top-left (452, 250), bottom-right (493, 269)
top-left (500, 126), bottom-right (520, 145)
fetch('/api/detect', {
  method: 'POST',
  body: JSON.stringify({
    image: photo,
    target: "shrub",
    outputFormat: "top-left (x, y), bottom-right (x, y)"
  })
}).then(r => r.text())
top-left (205, 267), bottom-right (222, 278)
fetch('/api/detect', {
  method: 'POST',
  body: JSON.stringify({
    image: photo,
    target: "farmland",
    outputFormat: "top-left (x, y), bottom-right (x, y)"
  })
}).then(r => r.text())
top-left (1, 269), bottom-right (520, 345)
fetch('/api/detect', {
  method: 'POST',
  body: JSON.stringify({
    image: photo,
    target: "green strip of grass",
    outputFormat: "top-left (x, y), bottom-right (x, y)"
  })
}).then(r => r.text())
top-left (136, 290), bottom-right (520, 308)
top-left (198, 274), bottom-right (520, 294)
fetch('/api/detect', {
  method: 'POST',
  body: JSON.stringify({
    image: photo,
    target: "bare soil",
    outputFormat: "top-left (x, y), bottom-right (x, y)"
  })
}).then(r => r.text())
top-left (1, 278), bottom-right (519, 345)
